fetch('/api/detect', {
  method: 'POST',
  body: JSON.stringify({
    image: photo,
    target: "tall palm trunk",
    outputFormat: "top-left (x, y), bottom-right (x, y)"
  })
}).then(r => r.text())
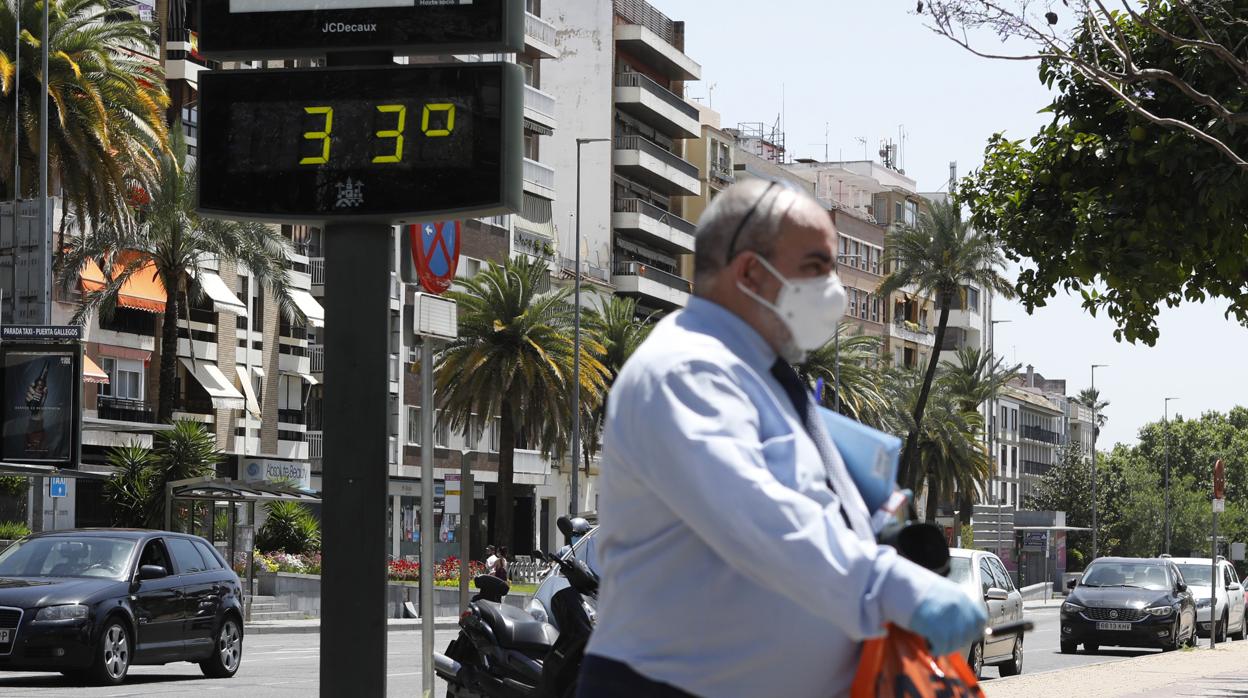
top-left (157, 273), bottom-right (181, 422)
top-left (900, 293), bottom-right (953, 520)
top-left (496, 399), bottom-right (516, 552)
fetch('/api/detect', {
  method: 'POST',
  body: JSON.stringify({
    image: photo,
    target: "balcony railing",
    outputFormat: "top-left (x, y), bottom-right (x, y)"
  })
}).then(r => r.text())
top-left (614, 72), bottom-right (698, 121)
top-left (613, 261), bottom-right (693, 293)
top-left (523, 158), bottom-right (556, 190)
top-left (97, 397), bottom-right (158, 425)
top-left (307, 431), bottom-right (323, 470)
top-left (1021, 425), bottom-right (1060, 445)
top-left (525, 11), bottom-right (558, 46)
top-left (614, 0), bottom-right (680, 47)
top-left (175, 398), bottom-right (215, 415)
top-left (310, 258), bottom-right (326, 286)
top-left (614, 135), bottom-right (699, 180)
top-left (310, 344), bottom-right (325, 373)
top-left (614, 198), bottom-right (696, 235)
top-left (559, 257), bottom-right (611, 283)
top-left (523, 84), bottom-right (556, 120)
top-left (1023, 460), bottom-right (1052, 477)
top-left (278, 409), bottom-right (305, 425)
top-left (389, 354), bottom-right (401, 383)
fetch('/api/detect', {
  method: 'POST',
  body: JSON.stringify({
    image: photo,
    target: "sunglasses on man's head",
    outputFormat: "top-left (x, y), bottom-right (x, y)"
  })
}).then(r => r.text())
top-left (725, 180), bottom-right (798, 265)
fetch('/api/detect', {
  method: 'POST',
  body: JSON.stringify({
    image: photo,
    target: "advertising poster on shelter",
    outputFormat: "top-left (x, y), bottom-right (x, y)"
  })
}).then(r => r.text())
top-left (2, 349), bottom-right (75, 463)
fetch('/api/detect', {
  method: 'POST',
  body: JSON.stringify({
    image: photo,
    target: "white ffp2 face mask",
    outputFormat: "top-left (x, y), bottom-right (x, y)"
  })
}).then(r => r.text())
top-left (737, 254), bottom-right (847, 353)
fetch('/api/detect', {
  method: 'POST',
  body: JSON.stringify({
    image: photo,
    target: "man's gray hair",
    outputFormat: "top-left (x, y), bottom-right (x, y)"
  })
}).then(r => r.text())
top-left (693, 179), bottom-right (805, 293)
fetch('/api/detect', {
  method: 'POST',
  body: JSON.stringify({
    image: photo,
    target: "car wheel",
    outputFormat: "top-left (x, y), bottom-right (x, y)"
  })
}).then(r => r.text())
top-left (86, 620), bottom-right (130, 686)
top-left (999, 636), bottom-right (1023, 677)
top-left (968, 641), bottom-right (984, 679)
top-left (199, 616), bottom-right (243, 679)
top-left (1236, 613), bottom-right (1247, 641)
top-left (1084, 642), bottom-right (1099, 654)
top-left (1218, 613), bottom-right (1229, 644)
top-left (1060, 641), bottom-right (1077, 655)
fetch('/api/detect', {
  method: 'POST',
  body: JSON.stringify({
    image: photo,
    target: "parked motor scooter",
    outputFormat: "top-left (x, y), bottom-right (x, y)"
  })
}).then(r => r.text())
top-left (435, 518), bottom-right (599, 698)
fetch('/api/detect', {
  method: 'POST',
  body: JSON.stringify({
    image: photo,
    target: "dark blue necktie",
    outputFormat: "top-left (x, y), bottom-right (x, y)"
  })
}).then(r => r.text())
top-left (771, 359), bottom-right (863, 533)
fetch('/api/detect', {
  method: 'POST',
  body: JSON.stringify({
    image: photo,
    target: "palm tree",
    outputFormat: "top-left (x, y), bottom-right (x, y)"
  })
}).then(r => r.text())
top-left (435, 256), bottom-right (609, 550)
top-left (1074, 387), bottom-right (1109, 428)
top-left (0, 0), bottom-right (170, 232)
top-left (939, 346), bottom-right (1020, 413)
top-left (580, 295), bottom-right (652, 471)
top-left (59, 129), bottom-right (298, 422)
top-left (878, 197), bottom-right (1014, 484)
top-left (796, 324), bottom-right (889, 429)
top-left (937, 347), bottom-right (1019, 524)
top-left (884, 370), bottom-right (993, 522)
top-left (104, 420), bottom-right (221, 529)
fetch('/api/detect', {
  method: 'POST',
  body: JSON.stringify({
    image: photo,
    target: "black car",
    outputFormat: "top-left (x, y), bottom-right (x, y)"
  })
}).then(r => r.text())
top-left (1061, 557), bottom-right (1197, 654)
top-left (0, 529), bottom-right (244, 685)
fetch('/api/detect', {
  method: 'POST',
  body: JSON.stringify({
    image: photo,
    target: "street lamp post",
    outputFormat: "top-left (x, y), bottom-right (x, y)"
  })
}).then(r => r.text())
top-left (1164, 397), bottom-right (1180, 555)
top-left (988, 320), bottom-right (1011, 509)
top-left (571, 137), bottom-right (610, 517)
top-left (832, 253), bottom-right (863, 413)
top-left (1091, 364), bottom-right (1108, 560)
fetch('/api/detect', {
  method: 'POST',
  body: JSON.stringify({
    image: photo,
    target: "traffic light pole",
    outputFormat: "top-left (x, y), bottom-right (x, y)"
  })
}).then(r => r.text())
top-left (320, 222), bottom-right (392, 697)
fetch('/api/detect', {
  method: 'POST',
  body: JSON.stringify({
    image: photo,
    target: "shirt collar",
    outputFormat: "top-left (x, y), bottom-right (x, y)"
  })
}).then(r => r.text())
top-left (682, 297), bottom-right (778, 372)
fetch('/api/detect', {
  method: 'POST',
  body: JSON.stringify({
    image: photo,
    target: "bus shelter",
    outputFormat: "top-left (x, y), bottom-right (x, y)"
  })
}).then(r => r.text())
top-left (165, 476), bottom-right (322, 620)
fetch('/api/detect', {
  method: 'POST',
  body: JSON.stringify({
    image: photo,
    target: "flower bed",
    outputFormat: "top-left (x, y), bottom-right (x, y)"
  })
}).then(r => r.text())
top-left (239, 551), bottom-right (486, 586)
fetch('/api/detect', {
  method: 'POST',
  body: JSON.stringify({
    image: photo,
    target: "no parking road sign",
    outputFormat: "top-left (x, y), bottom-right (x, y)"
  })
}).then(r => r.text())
top-left (407, 220), bottom-right (461, 295)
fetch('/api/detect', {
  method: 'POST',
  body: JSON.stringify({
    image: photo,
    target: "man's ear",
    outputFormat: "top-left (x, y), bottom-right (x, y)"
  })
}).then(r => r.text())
top-left (734, 252), bottom-right (763, 294)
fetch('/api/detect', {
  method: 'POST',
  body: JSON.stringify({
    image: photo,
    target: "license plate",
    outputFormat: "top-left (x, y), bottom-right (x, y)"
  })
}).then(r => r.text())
top-left (1096, 622), bottom-right (1132, 631)
top-left (0, 629), bottom-right (10, 644)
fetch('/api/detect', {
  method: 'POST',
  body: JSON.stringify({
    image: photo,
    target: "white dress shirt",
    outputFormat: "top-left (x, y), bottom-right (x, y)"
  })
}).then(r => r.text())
top-left (584, 297), bottom-right (937, 698)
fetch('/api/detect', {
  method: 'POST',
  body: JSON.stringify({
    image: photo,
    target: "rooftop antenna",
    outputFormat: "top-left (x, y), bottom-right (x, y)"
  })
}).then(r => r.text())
top-left (780, 83), bottom-right (786, 164)
top-left (898, 124), bottom-right (909, 173)
top-left (854, 136), bottom-right (868, 160)
top-left (810, 122), bottom-right (829, 162)
top-left (707, 82), bottom-right (717, 109)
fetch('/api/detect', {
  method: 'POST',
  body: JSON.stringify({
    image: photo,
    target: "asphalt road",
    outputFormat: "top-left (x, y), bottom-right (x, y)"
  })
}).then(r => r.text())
top-left (978, 604), bottom-right (1158, 682)
top-left (0, 629), bottom-right (460, 697)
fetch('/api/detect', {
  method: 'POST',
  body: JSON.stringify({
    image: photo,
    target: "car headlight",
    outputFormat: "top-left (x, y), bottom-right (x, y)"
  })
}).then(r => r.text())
top-left (1145, 605), bottom-right (1174, 617)
top-left (525, 598), bottom-right (548, 624)
top-left (1061, 601), bottom-right (1085, 614)
top-left (35, 604), bottom-right (89, 622)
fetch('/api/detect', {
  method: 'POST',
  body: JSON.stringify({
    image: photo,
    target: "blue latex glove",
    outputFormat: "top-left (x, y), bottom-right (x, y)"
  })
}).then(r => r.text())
top-left (905, 577), bottom-right (988, 657)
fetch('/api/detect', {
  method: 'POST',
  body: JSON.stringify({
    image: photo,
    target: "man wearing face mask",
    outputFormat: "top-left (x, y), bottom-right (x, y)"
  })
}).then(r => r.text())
top-left (576, 180), bottom-right (987, 698)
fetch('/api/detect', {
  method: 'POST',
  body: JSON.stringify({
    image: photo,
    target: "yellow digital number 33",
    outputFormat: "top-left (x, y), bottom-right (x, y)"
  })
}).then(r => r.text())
top-left (300, 106), bottom-right (334, 165)
top-left (373, 104), bottom-right (407, 164)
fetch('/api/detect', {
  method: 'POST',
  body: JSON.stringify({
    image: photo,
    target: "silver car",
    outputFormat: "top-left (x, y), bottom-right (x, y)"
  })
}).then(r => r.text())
top-left (948, 548), bottom-right (1025, 678)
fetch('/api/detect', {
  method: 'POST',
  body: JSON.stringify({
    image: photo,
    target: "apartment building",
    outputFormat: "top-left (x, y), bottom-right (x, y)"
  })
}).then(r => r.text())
top-left (546, 0), bottom-right (703, 317)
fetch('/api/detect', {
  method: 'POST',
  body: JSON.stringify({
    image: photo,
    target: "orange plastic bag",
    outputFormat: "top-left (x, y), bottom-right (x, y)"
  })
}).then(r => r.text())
top-left (850, 624), bottom-right (985, 698)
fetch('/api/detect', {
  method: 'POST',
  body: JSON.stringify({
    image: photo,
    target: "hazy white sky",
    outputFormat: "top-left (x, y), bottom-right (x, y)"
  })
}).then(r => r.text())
top-left (656, 0), bottom-right (1248, 448)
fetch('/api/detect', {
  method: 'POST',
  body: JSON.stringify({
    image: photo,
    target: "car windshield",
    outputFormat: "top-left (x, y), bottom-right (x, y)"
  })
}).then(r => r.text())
top-left (1082, 562), bottom-right (1170, 591)
top-left (1176, 564), bottom-right (1213, 586)
top-left (0, 537), bottom-right (136, 580)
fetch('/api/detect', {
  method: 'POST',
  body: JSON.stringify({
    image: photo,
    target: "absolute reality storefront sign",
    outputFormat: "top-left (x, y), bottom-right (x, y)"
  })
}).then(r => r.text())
top-left (241, 458), bottom-right (312, 491)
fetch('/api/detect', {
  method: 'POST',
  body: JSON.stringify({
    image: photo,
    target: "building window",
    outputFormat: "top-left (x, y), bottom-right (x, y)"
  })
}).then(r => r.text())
top-left (859, 292), bottom-right (869, 320)
top-left (435, 410), bottom-right (449, 448)
top-left (904, 200), bottom-right (918, 227)
top-left (1011, 409), bottom-right (1018, 431)
top-left (99, 358), bottom-right (143, 400)
top-left (1001, 406), bottom-right (1007, 430)
top-left (849, 288), bottom-right (858, 317)
top-left (965, 286), bottom-right (981, 313)
top-left (406, 406), bottom-right (421, 446)
top-left (871, 296), bottom-right (881, 323)
top-left (1011, 447), bottom-right (1018, 475)
top-left (488, 417), bottom-right (501, 453)
top-left (1000, 446), bottom-right (1007, 476)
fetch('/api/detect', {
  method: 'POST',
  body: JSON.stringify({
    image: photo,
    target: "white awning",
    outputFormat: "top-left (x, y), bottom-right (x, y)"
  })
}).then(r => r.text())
top-left (180, 358), bottom-right (246, 411)
top-left (251, 366), bottom-right (265, 378)
top-left (236, 365), bottom-right (261, 418)
top-left (284, 370), bottom-right (319, 386)
top-left (196, 271), bottom-right (247, 316)
top-left (291, 290), bottom-right (324, 329)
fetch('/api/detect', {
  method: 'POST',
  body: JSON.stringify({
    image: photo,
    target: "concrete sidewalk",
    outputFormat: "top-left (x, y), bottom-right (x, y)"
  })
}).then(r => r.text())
top-left (245, 617), bottom-right (461, 635)
top-left (985, 641), bottom-right (1248, 697)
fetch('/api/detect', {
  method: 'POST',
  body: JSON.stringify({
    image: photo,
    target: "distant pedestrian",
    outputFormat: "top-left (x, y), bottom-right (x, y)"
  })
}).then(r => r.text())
top-left (492, 546), bottom-right (509, 581)
top-left (485, 545), bottom-right (498, 571)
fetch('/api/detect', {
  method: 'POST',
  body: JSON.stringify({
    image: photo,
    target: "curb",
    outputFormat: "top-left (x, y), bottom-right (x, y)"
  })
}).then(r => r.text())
top-left (246, 620), bottom-right (461, 635)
